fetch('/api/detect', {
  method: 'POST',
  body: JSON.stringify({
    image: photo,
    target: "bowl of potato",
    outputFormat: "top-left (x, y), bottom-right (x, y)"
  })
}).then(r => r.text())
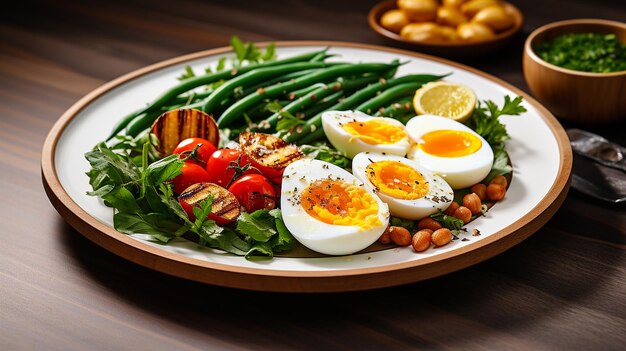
top-left (368, 0), bottom-right (524, 57)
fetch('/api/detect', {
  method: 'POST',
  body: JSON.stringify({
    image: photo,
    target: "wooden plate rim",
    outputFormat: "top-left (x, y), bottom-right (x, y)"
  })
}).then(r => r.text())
top-left (41, 41), bottom-right (572, 292)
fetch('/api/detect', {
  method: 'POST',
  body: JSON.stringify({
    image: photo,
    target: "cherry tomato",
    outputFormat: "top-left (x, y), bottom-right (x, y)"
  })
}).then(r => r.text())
top-left (228, 174), bottom-right (276, 213)
top-left (172, 163), bottom-right (211, 194)
top-left (173, 137), bottom-right (217, 167)
top-left (206, 148), bottom-right (256, 187)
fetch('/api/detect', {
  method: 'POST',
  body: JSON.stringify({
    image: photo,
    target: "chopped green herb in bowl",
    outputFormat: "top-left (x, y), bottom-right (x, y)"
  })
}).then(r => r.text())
top-left (535, 33), bottom-right (626, 73)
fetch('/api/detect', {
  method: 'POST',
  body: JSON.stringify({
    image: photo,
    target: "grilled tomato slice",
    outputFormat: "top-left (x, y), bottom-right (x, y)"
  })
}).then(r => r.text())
top-left (238, 132), bottom-right (304, 183)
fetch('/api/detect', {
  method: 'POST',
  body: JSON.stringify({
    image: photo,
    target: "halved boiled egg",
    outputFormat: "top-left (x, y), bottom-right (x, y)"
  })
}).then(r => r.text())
top-left (321, 110), bottom-right (410, 159)
top-left (406, 114), bottom-right (494, 189)
top-left (352, 152), bottom-right (454, 220)
top-left (280, 158), bottom-right (390, 255)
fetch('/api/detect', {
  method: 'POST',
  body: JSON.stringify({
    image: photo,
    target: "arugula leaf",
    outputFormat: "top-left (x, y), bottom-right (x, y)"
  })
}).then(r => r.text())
top-left (269, 209), bottom-right (295, 252)
top-left (102, 186), bottom-right (142, 214)
top-left (203, 227), bottom-right (249, 255)
top-left (245, 242), bottom-right (274, 260)
top-left (85, 142), bottom-right (140, 187)
top-left (114, 212), bottom-right (182, 243)
top-left (300, 143), bottom-right (352, 169)
top-left (266, 101), bottom-right (306, 131)
top-left (236, 210), bottom-right (277, 242)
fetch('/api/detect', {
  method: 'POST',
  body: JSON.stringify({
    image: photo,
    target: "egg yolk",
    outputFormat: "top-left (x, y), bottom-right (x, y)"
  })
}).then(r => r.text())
top-left (419, 130), bottom-right (482, 157)
top-left (301, 179), bottom-right (381, 230)
top-left (342, 120), bottom-right (407, 145)
top-left (366, 161), bottom-right (429, 200)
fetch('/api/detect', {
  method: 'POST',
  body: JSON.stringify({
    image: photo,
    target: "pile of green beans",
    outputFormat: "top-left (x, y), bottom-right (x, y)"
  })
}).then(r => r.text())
top-left (107, 48), bottom-right (446, 145)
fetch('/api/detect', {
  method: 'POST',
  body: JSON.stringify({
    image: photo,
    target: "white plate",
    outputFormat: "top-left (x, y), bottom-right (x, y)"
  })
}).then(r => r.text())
top-left (42, 42), bottom-right (572, 292)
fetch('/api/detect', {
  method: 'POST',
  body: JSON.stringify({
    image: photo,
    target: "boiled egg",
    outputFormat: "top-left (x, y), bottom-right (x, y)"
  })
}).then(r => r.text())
top-left (406, 114), bottom-right (493, 189)
top-left (352, 152), bottom-right (454, 220)
top-left (280, 158), bottom-right (390, 255)
top-left (321, 110), bottom-right (411, 159)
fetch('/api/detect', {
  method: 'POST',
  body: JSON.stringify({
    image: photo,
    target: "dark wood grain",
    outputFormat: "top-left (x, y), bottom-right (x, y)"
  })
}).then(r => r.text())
top-left (1, 0), bottom-right (625, 350)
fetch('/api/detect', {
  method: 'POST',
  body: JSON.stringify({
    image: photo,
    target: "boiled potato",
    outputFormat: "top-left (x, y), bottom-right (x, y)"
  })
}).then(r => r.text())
top-left (439, 26), bottom-right (459, 41)
top-left (457, 22), bottom-right (495, 41)
top-left (472, 5), bottom-right (514, 31)
top-left (381, 9), bottom-right (410, 33)
top-left (397, 0), bottom-right (438, 22)
top-left (436, 6), bottom-right (467, 28)
top-left (460, 0), bottom-right (500, 17)
top-left (442, 0), bottom-right (467, 8)
top-left (400, 22), bottom-right (446, 42)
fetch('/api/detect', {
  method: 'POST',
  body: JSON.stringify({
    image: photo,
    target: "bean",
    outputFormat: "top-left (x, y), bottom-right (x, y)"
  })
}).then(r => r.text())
top-left (490, 175), bottom-right (508, 188)
top-left (454, 206), bottom-right (472, 224)
top-left (412, 229), bottom-right (433, 252)
top-left (432, 228), bottom-right (453, 247)
top-left (378, 231), bottom-right (391, 244)
top-left (444, 201), bottom-right (460, 216)
top-left (487, 183), bottom-right (506, 201)
top-left (388, 226), bottom-right (412, 246)
top-left (463, 193), bottom-right (483, 214)
top-left (418, 217), bottom-right (442, 231)
top-left (471, 183), bottom-right (487, 201)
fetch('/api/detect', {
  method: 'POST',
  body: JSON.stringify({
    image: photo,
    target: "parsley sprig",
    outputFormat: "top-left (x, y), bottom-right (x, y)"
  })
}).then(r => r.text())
top-left (466, 95), bottom-right (526, 182)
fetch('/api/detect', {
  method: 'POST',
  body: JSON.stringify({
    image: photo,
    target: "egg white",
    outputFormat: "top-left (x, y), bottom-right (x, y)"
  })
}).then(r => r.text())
top-left (321, 110), bottom-right (411, 159)
top-left (280, 158), bottom-right (390, 256)
top-left (352, 152), bottom-right (454, 220)
top-left (406, 114), bottom-right (494, 189)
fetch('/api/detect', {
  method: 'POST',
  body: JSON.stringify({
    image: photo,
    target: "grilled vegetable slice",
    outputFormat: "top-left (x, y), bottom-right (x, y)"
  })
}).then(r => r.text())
top-left (178, 182), bottom-right (240, 226)
top-left (151, 109), bottom-right (219, 156)
top-left (238, 132), bottom-right (305, 182)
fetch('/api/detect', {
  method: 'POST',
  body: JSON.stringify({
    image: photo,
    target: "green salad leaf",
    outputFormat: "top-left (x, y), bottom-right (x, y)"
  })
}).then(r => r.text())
top-left (85, 142), bottom-right (295, 259)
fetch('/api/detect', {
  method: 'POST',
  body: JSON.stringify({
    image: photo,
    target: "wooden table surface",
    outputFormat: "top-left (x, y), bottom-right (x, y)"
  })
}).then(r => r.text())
top-left (2, 0), bottom-right (625, 350)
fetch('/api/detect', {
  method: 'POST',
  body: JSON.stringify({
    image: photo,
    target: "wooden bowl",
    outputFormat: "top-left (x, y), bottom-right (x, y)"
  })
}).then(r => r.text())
top-left (523, 19), bottom-right (626, 124)
top-left (368, 0), bottom-right (524, 58)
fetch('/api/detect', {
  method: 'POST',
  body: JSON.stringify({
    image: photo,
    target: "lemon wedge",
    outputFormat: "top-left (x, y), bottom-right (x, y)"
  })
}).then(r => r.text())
top-left (413, 81), bottom-right (477, 122)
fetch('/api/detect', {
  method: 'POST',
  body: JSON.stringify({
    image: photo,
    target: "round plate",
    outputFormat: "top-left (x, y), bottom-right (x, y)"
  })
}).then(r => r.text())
top-left (42, 41), bottom-right (571, 292)
top-left (368, 0), bottom-right (524, 58)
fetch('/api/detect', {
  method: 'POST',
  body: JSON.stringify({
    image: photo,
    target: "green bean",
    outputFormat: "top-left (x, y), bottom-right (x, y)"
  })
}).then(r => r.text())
top-left (238, 69), bottom-right (321, 98)
top-left (297, 90), bottom-right (344, 119)
top-left (285, 74), bottom-right (444, 143)
top-left (107, 48), bottom-right (328, 139)
top-left (264, 73), bottom-right (386, 130)
top-left (288, 83), bottom-right (327, 100)
top-left (216, 62), bottom-right (401, 127)
top-left (124, 62), bottom-right (330, 138)
top-left (356, 82), bottom-right (424, 115)
top-left (373, 96), bottom-right (413, 118)
top-left (296, 127), bottom-right (326, 145)
top-left (200, 61), bottom-right (334, 114)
